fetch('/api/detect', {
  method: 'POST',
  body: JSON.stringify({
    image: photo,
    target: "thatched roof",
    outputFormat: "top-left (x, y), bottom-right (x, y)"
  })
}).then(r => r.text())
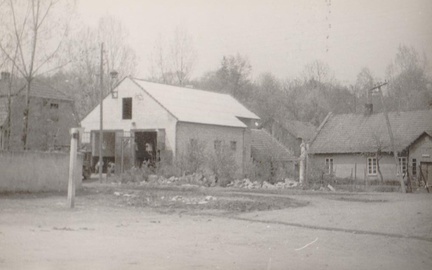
top-left (309, 110), bottom-right (432, 154)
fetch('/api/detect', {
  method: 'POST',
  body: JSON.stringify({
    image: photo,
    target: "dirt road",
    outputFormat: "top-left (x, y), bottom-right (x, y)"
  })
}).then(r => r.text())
top-left (0, 186), bottom-right (431, 269)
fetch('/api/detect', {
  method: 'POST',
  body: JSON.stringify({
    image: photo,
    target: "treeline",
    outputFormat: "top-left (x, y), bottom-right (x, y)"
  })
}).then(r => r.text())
top-left (1, 0), bottom-right (430, 132)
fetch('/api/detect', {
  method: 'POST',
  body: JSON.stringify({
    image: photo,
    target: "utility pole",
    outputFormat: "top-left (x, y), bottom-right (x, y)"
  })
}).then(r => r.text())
top-left (372, 82), bottom-right (406, 193)
top-left (99, 43), bottom-right (104, 182)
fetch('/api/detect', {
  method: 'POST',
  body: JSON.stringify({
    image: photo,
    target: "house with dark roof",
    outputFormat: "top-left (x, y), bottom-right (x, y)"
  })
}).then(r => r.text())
top-left (309, 109), bottom-right (432, 184)
top-left (80, 77), bottom-right (262, 176)
top-left (0, 73), bottom-right (78, 151)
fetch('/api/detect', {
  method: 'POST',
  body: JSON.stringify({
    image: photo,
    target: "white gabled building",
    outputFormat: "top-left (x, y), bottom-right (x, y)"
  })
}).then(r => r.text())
top-left (80, 77), bottom-right (260, 176)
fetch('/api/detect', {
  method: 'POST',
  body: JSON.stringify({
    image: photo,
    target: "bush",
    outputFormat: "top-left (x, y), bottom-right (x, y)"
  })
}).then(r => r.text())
top-left (207, 145), bottom-right (238, 187)
top-left (176, 139), bottom-right (207, 175)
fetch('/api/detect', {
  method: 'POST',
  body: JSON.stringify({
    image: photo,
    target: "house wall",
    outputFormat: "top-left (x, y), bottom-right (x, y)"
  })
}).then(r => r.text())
top-left (0, 151), bottom-right (82, 192)
top-left (409, 134), bottom-right (432, 176)
top-left (176, 122), bottom-right (248, 177)
top-left (311, 153), bottom-right (400, 181)
top-left (80, 78), bottom-right (178, 153)
top-left (7, 96), bottom-right (77, 151)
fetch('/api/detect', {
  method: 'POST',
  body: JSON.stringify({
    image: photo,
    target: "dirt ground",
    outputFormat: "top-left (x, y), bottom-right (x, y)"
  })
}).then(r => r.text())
top-left (1, 183), bottom-right (431, 270)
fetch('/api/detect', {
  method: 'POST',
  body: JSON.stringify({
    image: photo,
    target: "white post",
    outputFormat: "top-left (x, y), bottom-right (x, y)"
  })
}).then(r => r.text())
top-left (68, 128), bottom-right (79, 208)
top-left (299, 141), bottom-right (306, 184)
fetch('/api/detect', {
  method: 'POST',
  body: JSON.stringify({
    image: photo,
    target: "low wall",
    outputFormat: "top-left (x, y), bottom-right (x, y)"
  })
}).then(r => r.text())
top-left (0, 151), bottom-right (82, 192)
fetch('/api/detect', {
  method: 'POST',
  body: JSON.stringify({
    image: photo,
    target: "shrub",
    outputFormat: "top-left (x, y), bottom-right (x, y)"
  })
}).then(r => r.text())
top-left (176, 139), bottom-right (207, 175)
top-left (207, 145), bottom-right (238, 187)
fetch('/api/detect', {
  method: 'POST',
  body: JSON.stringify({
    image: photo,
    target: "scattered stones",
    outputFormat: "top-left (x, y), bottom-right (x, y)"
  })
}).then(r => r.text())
top-left (227, 178), bottom-right (300, 190)
top-left (169, 195), bottom-right (217, 205)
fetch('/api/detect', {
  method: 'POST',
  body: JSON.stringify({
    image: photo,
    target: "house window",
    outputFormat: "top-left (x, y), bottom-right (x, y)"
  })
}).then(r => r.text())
top-left (398, 157), bottom-right (407, 175)
top-left (230, 141), bottom-right (237, 151)
top-left (122, 98), bottom-right (132, 119)
top-left (214, 140), bottom-right (222, 151)
top-left (50, 103), bottom-right (59, 109)
top-left (325, 158), bottom-right (333, 174)
top-left (367, 157), bottom-right (377, 175)
top-left (412, 159), bottom-right (417, 176)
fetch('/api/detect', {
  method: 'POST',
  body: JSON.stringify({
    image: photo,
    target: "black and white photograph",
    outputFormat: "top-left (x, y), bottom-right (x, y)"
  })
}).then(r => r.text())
top-left (0, 0), bottom-right (431, 269)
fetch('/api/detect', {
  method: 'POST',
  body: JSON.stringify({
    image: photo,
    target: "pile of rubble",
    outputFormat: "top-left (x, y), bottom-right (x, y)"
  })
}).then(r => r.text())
top-left (227, 178), bottom-right (299, 190)
top-left (142, 173), bottom-right (213, 186)
top-left (119, 172), bottom-right (302, 190)
top-left (170, 195), bottom-right (217, 205)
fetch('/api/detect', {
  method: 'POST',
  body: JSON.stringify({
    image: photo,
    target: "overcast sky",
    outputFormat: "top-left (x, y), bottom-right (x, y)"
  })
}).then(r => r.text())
top-left (77, 0), bottom-right (432, 84)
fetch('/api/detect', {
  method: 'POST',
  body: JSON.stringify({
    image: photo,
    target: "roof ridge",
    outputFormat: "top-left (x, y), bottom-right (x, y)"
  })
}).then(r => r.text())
top-left (309, 112), bottom-right (332, 145)
top-left (132, 77), bottom-right (234, 97)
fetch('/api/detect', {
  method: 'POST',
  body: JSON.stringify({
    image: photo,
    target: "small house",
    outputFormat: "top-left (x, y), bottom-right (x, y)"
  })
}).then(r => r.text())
top-left (308, 109), bottom-right (432, 184)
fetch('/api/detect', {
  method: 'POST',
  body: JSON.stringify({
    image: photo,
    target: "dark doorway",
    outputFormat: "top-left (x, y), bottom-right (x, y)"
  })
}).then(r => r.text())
top-left (134, 131), bottom-right (157, 167)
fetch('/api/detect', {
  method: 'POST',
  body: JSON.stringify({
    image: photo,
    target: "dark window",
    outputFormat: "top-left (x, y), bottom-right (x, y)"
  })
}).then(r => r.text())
top-left (230, 141), bottom-right (237, 151)
top-left (412, 159), bottom-right (417, 176)
top-left (367, 157), bottom-right (377, 175)
top-left (122, 98), bottom-right (132, 119)
top-left (50, 103), bottom-right (59, 109)
top-left (214, 140), bottom-right (221, 151)
top-left (325, 158), bottom-right (333, 174)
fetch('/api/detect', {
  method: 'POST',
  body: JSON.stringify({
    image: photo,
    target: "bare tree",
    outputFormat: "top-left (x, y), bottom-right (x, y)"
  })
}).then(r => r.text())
top-left (149, 27), bottom-right (197, 86)
top-left (301, 60), bottom-right (335, 85)
top-left (0, 0), bottom-right (75, 149)
top-left (385, 44), bottom-right (431, 111)
top-left (57, 16), bottom-right (137, 118)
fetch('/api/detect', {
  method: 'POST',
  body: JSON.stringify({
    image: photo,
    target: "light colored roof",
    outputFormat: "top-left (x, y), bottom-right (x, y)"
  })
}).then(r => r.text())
top-left (309, 110), bottom-right (432, 154)
top-left (251, 129), bottom-right (294, 161)
top-left (133, 79), bottom-right (259, 128)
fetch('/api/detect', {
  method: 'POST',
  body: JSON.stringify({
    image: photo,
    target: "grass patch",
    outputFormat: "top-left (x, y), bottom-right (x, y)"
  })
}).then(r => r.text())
top-left (109, 186), bottom-right (308, 213)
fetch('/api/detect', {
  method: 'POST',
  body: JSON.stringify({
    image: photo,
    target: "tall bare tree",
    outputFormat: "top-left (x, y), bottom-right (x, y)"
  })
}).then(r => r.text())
top-left (0, 0), bottom-right (75, 149)
top-left (53, 16), bottom-right (137, 118)
top-left (149, 27), bottom-right (197, 86)
top-left (386, 44), bottom-right (431, 111)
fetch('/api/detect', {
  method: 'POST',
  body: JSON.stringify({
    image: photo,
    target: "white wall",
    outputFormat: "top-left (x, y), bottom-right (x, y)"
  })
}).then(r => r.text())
top-left (0, 151), bottom-right (82, 192)
top-left (80, 78), bottom-right (177, 152)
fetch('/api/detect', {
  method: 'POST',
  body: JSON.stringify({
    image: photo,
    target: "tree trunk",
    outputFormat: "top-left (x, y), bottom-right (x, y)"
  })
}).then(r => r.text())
top-left (376, 154), bottom-right (384, 183)
top-left (22, 81), bottom-right (31, 150)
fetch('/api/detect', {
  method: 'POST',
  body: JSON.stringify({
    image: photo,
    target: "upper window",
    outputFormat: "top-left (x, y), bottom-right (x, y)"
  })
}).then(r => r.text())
top-left (367, 157), bottom-right (377, 175)
top-left (122, 98), bottom-right (132, 119)
top-left (325, 158), bottom-right (333, 174)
